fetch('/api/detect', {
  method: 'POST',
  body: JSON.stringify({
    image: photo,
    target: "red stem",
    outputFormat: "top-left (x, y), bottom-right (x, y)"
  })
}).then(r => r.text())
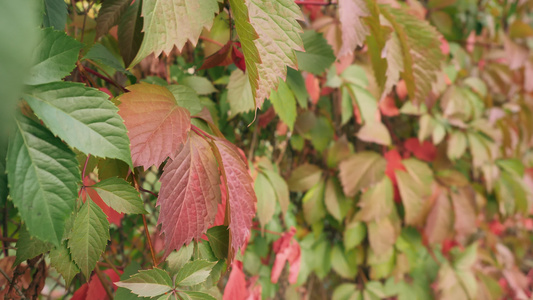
top-left (294, 0), bottom-right (336, 5)
top-left (199, 36), bottom-right (225, 47)
top-left (84, 67), bottom-right (127, 92)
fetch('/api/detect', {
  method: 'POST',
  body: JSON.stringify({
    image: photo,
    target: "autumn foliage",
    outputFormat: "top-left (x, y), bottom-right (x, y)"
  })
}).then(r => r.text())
top-left (2, 0), bottom-right (533, 299)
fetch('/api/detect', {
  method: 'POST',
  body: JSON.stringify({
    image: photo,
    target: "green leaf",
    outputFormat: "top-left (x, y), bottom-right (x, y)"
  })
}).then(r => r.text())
top-left (227, 69), bottom-right (255, 117)
top-left (167, 85), bottom-right (204, 115)
top-left (91, 177), bottom-right (147, 214)
top-left (269, 79), bottom-right (297, 131)
top-left (7, 115), bottom-right (80, 246)
top-left (0, 0), bottom-right (40, 128)
top-left (344, 221), bottom-right (366, 251)
top-left (26, 28), bottom-right (82, 85)
top-left (255, 172), bottom-right (277, 229)
top-left (116, 268), bottom-right (173, 297)
top-left (286, 68), bottom-right (309, 108)
top-left (287, 163), bottom-right (322, 192)
top-left (229, 0), bottom-right (304, 108)
top-left (24, 82), bottom-right (133, 168)
top-left (115, 262), bottom-right (152, 300)
top-left (49, 241), bottom-right (80, 286)
top-left (262, 169), bottom-right (290, 215)
top-left (68, 197), bottom-right (110, 278)
top-left (324, 177), bottom-right (350, 222)
top-left (333, 283), bottom-right (361, 300)
top-left (14, 226), bottom-right (52, 265)
top-left (178, 291), bottom-right (217, 300)
top-left (83, 43), bottom-right (127, 73)
top-left (180, 76), bottom-right (218, 95)
top-left (166, 243), bottom-right (194, 276)
top-left (174, 260), bottom-right (216, 286)
top-left (295, 30), bottom-right (335, 75)
top-left (43, 0), bottom-right (68, 30)
top-left (118, 0), bottom-right (144, 67)
top-left (130, 0), bottom-right (219, 66)
top-left (339, 151), bottom-right (387, 197)
top-left (381, 5), bottom-right (445, 104)
top-left (309, 116), bottom-right (334, 153)
top-left (395, 158), bottom-right (433, 225)
top-left (96, 0), bottom-right (132, 38)
top-left (331, 244), bottom-right (357, 279)
top-left (206, 226), bottom-right (230, 260)
top-left (303, 180), bottom-right (326, 224)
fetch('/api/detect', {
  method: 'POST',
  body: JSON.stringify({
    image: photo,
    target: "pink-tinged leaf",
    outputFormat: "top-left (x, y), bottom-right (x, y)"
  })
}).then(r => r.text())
top-left (450, 187), bottom-right (477, 238)
top-left (86, 269), bottom-right (122, 300)
top-left (384, 149), bottom-right (406, 203)
top-left (71, 282), bottom-right (89, 300)
top-left (214, 139), bottom-right (257, 255)
top-left (157, 132), bottom-right (221, 255)
top-left (424, 186), bottom-right (453, 244)
top-left (338, 0), bottom-right (370, 56)
top-left (118, 83), bottom-right (191, 169)
top-left (379, 95), bottom-right (400, 117)
top-left (404, 138), bottom-right (437, 162)
top-left (212, 176), bottom-right (227, 227)
top-left (305, 73), bottom-right (320, 104)
top-left (271, 227), bottom-right (301, 284)
top-left (223, 261), bottom-right (248, 300)
top-left (82, 177), bottom-right (124, 227)
top-left (246, 276), bottom-right (262, 300)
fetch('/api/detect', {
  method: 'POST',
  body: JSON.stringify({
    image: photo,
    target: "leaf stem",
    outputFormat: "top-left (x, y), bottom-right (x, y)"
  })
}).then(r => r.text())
top-left (199, 36), bottom-right (225, 47)
top-left (94, 266), bottom-right (114, 300)
top-left (294, 0), bottom-right (336, 5)
top-left (84, 63), bottom-right (127, 93)
top-left (139, 187), bottom-right (159, 198)
top-left (142, 215), bottom-right (158, 267)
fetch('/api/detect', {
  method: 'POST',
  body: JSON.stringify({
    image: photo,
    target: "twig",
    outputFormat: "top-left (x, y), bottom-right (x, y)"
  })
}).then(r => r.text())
top-left (142, 215), bottom-right (158, 267)
top-left (139, 187), bottom-right (159, 198)
top-left (0, 267), bottom-right (26, 299)
top-left (84, 64), bottom-right (127, 93)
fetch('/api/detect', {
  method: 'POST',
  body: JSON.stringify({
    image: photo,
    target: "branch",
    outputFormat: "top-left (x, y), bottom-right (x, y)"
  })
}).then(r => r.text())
top-left (0, 267), bottom-right (26, 299)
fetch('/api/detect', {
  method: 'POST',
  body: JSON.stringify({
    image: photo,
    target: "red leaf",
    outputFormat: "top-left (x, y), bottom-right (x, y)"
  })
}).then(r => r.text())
top-left (232, 44), bottom-right (246, 72)
top-left (214, 139), bottom-right (257, 254)
top-left (395, 80), bottom-right (408, 100)
top-left (86, 269), bottom-right (122, 300)
top-left (223, 261), bottom-right (249, 300)
top-left (271, 227), bottom-right (301, 284)
top-left (71, 283), bottom-right (89, 300)
top-left (404, 138), bottom-right (437, 162)
top-left (246, 276), bottom-right (262, 300)
top-left (384, 149), bottom-right (406, 203)
top-left (212, 176), bottom-right (227, 227)
top-left (118, 83), bottom-right (191, 169)
top-left (305, 73), bottom-right (320, 104)
top-left (200, 41), bottom-right (234, 70)
top-left (82, 177), bottom-right (124, 226)
top-left (157, 132), bottom-right (221, 255)
top-left (379, 95), bottom-right (400, 117)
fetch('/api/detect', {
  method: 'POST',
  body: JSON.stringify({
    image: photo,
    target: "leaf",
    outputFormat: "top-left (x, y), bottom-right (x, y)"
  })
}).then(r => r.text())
top-left (447, 131), bottom-right (467, 160)
top-left (24, 82), bottom-right (133, 168)
top-left (227, 69), bottom-right (255, 117)
top-left (303, 180), bottom-right (326, 224)
top-left (167, 85), bottom-right (204, 116)
top-left (0, 0), bottom-right (40, 129)
top-left (295, 30), bottom-right (336, 75)
top-left (333, 283), bottom-right (361, 300)
top-left (26, 28), bottom-right (82, 85)
top-left (86, 268), bottom-right (122, 300)
top-left (118, 83), bottom-right (191, 169)
top-left (68, 197), bottom-right (111, 278)
top-left (338, 0), bottom-right (370, 56)
top-left (179, 291), bottom-right (217, 300)
top-left (269, 79), bottom-right (297, 131)
top-left (130, 0), bottom-right (219, 66)
top-left (91, 177), bottom-right (146, 214)
top-left (324, 177), bottom-right (350, 222)
top-left (43, 0), bottom-right (68, 30)
top-left (381, 31), bottom-right (404, 98)
top-left (116, 268), bottom-right (173, 297)
top-left (118, 0), bottom-right (144, 67)
top-left (395, 159), bottom-right (433, 225)
top-left (286, 68), bottom-right (309, 108)
top-left (404, 138), bottom-right (437, 162)
top-left (14, 226), bottom-right (52, 266)
top-left (49, 241), bottom-right (80, 286)
top-left (262, 169), bottom-right (290, 215)
top-left (83, 43), bottom-right (127, 73)
top-left (381, 6), bottom-right (445, 104)
top-left (254, 172), bottom-right (277, 229)
top-left (206, 226), bottom-right (230, 260)
top-left (368, 218), bottom-right (396, 256)
top-left (424, 187), bottom-right (453, 244)
top-left (331, 244), bottom-right (357, 279)
top-left (223, 261), bottom-right (247, 300)
top-left (175, 259), bottom-right (216, 286)
top-left (271, 228), bottom-right (301, 284)
top-left (167, 243), bottom-right (194, 276)
top-left (339, 151), bottom-right (387, 197)
top-left (180, 76), bottom-right (218, 95)
top-left (357, 122), bottom-right (392, 146)
top-left (213, 139), bottom-right (257, 254)
top-left (96, 0), bottom-right (132, 38)
top-left (7, 115), bottom-right (80, 246)
top-left (344, 221), bottom-right (366, 251)
top-left (450, 188), bottom-right (476, 238)
top-left (229, 0), bottom-right (304, 108)
top-left (157, 133), bottom-right (220, 254)
top-left (355, 177), bottom-right (394, 222)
